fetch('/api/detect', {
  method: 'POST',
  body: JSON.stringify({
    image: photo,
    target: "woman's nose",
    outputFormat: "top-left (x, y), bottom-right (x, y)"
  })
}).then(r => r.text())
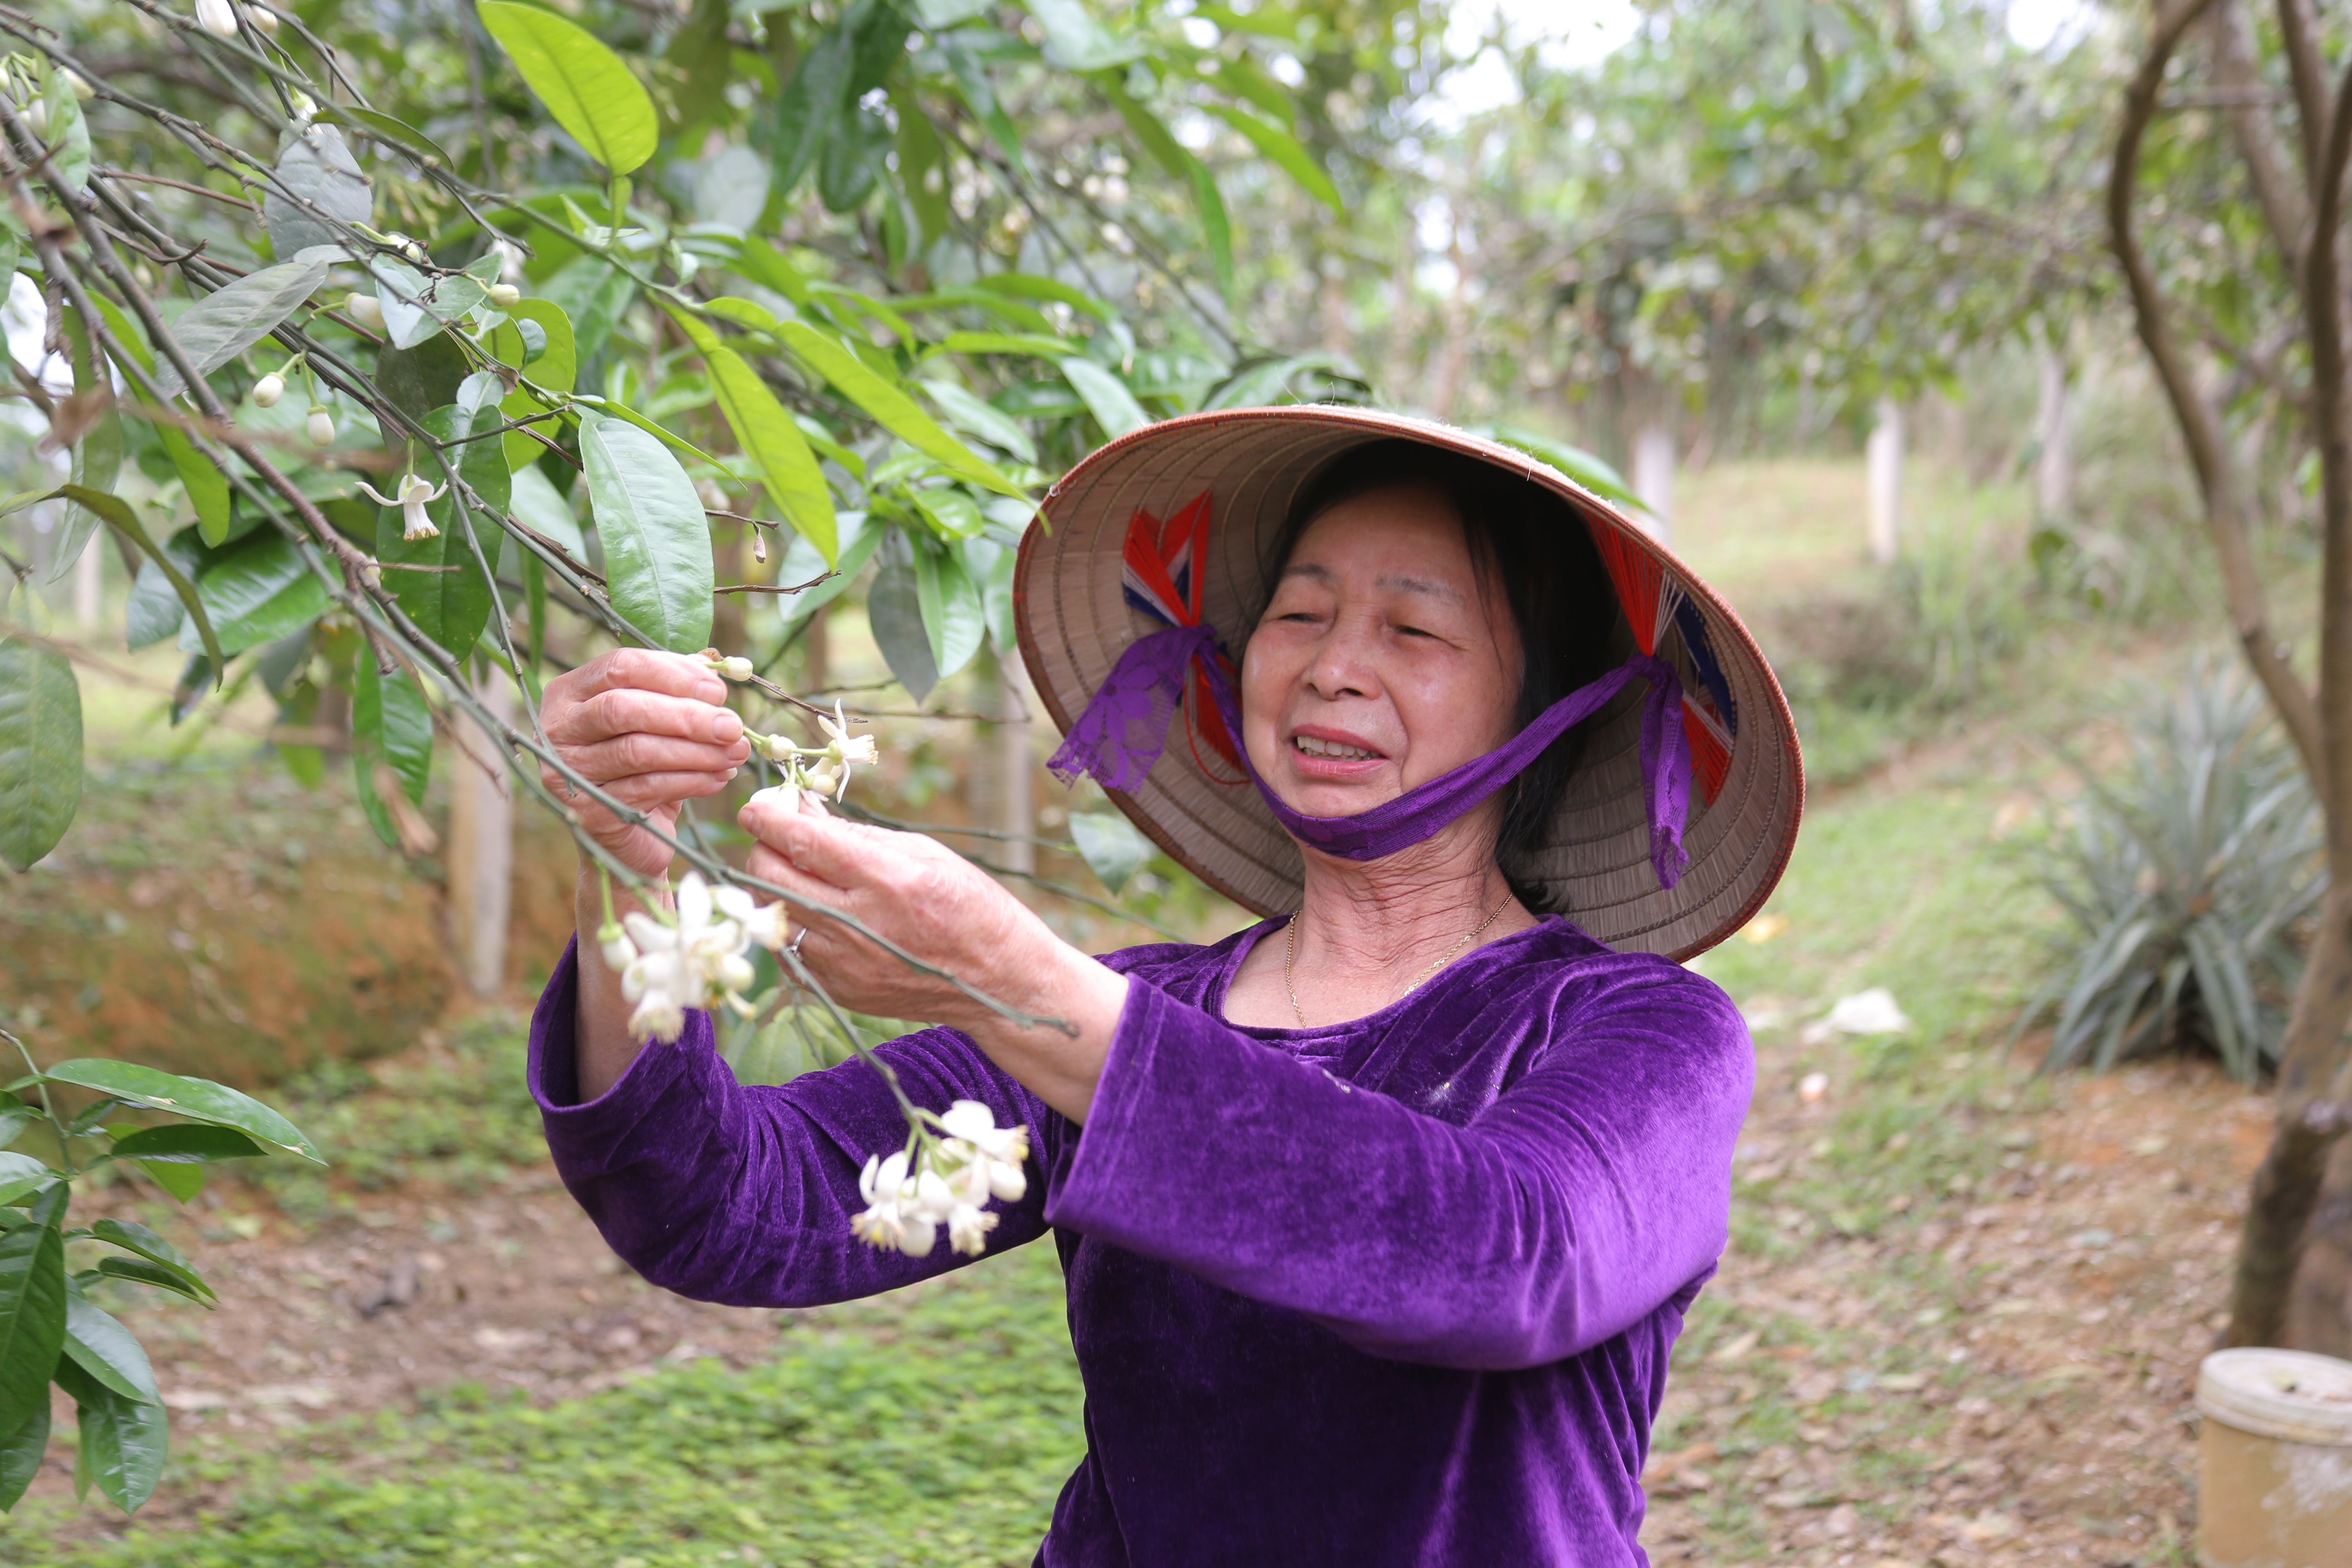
top-left (1302, 614), bottom-right (1381, 699)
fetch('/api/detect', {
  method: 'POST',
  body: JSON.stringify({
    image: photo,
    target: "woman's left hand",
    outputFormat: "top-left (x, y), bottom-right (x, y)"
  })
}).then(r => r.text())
top-left (738, 792), bottom-right (1129, 1120)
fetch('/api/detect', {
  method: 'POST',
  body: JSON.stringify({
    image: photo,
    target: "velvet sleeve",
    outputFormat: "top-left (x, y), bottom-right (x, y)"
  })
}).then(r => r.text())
top-left (1044, 968), bottom-right (1752, 1371)
top-left (529, 938), bottom-right (1060, 1308)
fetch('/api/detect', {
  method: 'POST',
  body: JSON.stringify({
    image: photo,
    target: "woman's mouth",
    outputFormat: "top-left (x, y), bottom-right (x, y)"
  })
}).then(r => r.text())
top-left (1294, 735), bottom-right (1380, 761)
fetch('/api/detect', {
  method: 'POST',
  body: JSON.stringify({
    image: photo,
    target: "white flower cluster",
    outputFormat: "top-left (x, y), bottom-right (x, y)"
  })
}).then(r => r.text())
top-left (745, 699), bottom-right (879, 808)
top-left (599, 870), bottom-right (785, 1043)
top-left (852, 1102), bottom-right (1031, 1258)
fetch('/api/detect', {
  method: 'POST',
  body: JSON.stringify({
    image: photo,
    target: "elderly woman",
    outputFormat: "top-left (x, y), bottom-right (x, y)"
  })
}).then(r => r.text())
top-left (529, 410), bottom-right (1803, 1566)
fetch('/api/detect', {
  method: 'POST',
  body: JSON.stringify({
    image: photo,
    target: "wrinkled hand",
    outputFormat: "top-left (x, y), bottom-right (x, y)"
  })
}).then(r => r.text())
top-left (541, 649), bottom-right (749, 879)
top-left (741, 790), bottom-right (1046, 1024)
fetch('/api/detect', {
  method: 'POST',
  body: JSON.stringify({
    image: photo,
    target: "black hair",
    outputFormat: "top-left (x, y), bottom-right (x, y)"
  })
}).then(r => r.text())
top-left (1255, 438), bottom-right (1618, 912)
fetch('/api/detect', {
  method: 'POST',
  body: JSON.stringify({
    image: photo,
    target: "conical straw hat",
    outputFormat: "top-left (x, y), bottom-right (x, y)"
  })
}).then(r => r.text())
top-left (1014, 407), bottom-right (1804, 959)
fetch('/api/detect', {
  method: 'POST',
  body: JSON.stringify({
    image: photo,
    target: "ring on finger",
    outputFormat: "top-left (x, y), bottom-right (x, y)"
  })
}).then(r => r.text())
top-left (787, 925), bottom-right (808, 957)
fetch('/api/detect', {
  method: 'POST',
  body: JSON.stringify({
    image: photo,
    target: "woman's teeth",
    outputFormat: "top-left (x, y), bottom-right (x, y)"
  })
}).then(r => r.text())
top-left (1294, 735), bottom-right (1377, 761)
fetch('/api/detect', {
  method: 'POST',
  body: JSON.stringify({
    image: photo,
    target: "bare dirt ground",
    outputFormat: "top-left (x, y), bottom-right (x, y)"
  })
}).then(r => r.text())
top-left (1640, 1034), bottom-right (2263, 1567)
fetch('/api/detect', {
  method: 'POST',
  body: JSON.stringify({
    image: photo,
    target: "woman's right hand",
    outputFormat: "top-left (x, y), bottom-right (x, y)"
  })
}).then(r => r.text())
top-left (540, 648), bottom-right (750, 879)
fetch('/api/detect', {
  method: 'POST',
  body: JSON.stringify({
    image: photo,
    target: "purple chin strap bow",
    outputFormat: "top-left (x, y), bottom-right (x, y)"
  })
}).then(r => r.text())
top-left (1047, 622), bottom-right (1694, 891)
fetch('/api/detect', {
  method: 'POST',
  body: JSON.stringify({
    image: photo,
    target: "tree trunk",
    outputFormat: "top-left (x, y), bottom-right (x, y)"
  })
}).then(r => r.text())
top-left (1866, 398), bottom-right (1903, 564)
top-left (444, 671), bottom-right (514, 998)
top-left (2289, 1135), bottom-right (2352, 1355)
top-left (2035, 348), bottom-right (2075, 521)
top-left (72, 533), bottom-right (102, 628)
top-left (1631, 424), bottom-right (1675, 545)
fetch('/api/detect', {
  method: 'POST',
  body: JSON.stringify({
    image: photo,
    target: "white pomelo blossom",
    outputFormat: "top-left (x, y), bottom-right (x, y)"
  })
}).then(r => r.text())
top-left (358, 472), bottom-right (448, 541)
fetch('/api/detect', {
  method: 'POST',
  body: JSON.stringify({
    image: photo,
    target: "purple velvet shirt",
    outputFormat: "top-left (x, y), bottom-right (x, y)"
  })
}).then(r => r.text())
top-left (530, 914), bottom-right (1752, 1567)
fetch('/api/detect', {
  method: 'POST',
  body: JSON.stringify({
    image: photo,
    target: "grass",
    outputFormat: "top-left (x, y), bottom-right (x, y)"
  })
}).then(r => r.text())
top-left (4, 1245), bottom-right (1085, 1568)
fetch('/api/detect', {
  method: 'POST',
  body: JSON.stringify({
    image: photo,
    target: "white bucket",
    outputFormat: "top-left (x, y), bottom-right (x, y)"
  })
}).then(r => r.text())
top-left (2196, 1347), bottom-right (2352, 1568)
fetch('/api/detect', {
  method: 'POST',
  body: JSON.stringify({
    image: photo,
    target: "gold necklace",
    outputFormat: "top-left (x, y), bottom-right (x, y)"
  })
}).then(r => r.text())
top-left (1283, 892), bottom-right (1513, 1029)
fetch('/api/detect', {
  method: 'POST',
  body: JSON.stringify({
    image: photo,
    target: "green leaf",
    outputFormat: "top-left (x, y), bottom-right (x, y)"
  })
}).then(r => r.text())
top-left (969, 273), bottom-right (1114, 322)
top-left (919, 380), bottom-right (1038, 466)
top-left (508, 462), bottom-right (586, 560)
top-left (62, 1293), bottom-right (158, 1405)
top-left (1071, 810), bottom-right (1151, 893)
top-left (370, 256), bottom-right (489, 351)
top-left (0, 1099), bottom-right (29, 1150)
top-left (159, 423), bottom-right (232, 545)
top-left (1061, 358), bottom-right (1148, 438)
top-left (53, 1356), bottom-right (165, 1515)
top-left (135, 1160), bottom-right (205, 1202)
top-left (41, 68), bottom-right (91, 193)
top-left (261, 124), bottom-right (372, 260)
top-left (930, 331), bottom-right (1075, 360)
top-left (668, 309), bottom-right (836, 564)
top-left (478, 1), bottom-right (658, 175)
top-left (1103, 85), bottom-right (1232, 297)
top-left (0, 1223), bottom-right (65, 1440)
top-left (376, 335), bottom-right (472, 432)
top-left (105, 1126), bottom-right (265, 1165)
top-left (179, 531), bottom-right (330, 657)
top-left (32, 1063), bottom-right (319, 1161)
top-left (912, 537), bottom-right (984, 682)
top-left (94, 1253), bottom-right (212, 1300)
top-left (0, 637), bottom-right (83, 874)
top-left (867, 539), bottom-right (938, 702)
top-left (87, 1219), bottom-right (201, 1282)
top-left (1204, 350), bottom-right (1358, 412)
top-left (101, 502), bottom-right (222, 672)
top-left (0, 1154), bottom-right (44, 1188)
top-left (580, 411), bottom-right (714, 652)
top-left (777, 510), bottom-right (880, 633)
top-left (311, 104), bottom-right (454, 166)
top-left (967, 534), bottom-right (1018, 653)
top-left (910, 487), bottom-right (984, 540)
top-left (1483, 425), bottom-right (1645, 513)
top-left (765, 18), bottom-right (856, 198)
top-left (47, 311), bottom-right (122, 585)
top-left (148, 261), bottom-right (329, 403)
top-left (352, 657), bottom-right (433, 824)
top-left (0, 1404), bottom-right (48, 1512)
top-left (1202, 104), bottom-right (1342, 211)
top-left (777, 321), bottom-right (1025, 499)
top-left (1023, 0), bottom-right (1141, 69)
top-left (378, 401), bottom-right (510, 655)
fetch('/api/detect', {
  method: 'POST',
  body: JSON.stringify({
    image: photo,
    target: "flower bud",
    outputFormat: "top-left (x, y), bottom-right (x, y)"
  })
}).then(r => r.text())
top-left (23, 98), bottom-right (46, 139)
top-left (251, 372), bottom-right (285, 408)
top-left (61, 70), bottom-right (94, 100)
top-left (344, 292), bottom-right (384, 332)
top-left (306, 407), bottom-right (335, 447)
top-left (597, 921), bottom-right (636, 974)
top-left (245, 2), bottom-right (279, 34)
top-left (487, 283), bottom-right (521, 309)
top-left (195, 0), bottom-right (240, 37)
top-left (713, 655), bottom-right (752, 682)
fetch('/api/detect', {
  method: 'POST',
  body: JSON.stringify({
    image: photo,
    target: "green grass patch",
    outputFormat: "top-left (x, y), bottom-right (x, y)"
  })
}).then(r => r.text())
top-left (4, 1243), bottom-right (1085, 1568)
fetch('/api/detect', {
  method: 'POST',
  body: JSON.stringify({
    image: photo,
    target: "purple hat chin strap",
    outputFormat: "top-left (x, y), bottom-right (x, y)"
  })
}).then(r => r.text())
top-left (1048, 623), bottom-right (1695, 891)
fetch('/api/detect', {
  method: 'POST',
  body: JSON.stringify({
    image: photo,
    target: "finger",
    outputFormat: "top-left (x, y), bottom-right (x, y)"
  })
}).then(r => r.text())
top-left (564, 732), bottom-right (749, 781)
top-left (741, 795), bottom-right (902, 879)
top-left (549, 687), bottom-right (744, 749)
top-left (747, 842), bottom-right (852, 903)
top-left (595, 769), bottom-right (739, 810)
top-left (574, 647), bottom-right (728, 706)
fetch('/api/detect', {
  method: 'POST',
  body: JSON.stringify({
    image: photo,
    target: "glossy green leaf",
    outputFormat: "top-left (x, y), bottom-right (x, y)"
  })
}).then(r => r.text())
top-left (777, 322), bottom-right (1024, 499)
top-left (969, 273), bottom-right (1114, 322)
top-left (1204, 350), bottom-right (1357, 412)
top-left (312, 104), bottom-right (453, 166)
top-left (352, 656), bottom-right (433, 832)
top-left (912, 538), bottom-right (985, 681)
top-left (179, 531), bottom-right (330, 656)
top-left (104, 503), bottom-right (222, 672)
top-left (1202, 104), bottom-right (1342, 211)
top-left (766, 18), bottom-right (856, 196)
top-left (0, 637), bottom-right (83, 874)
top-left (93, 1253), bottom-right (211, 1300)
top-left (0, 1223), bottom-right (65, 1439)
top-left (777, 510), bottom-right (880, 633)
top-left (34, 1062), bottom-right (320, 1162)
top-left (84, 1221), bottom-right (202, 1289)
top-left (378, 402), bottom-right (509, 655)
top-left (910, 488), bottom-right (985, 540)
top-left (370, 257), bottom-right (489, 351)
top-left (919, 380), bottom-right (1038, 466)
top-left (931, 331), bottom-right (1074, 359)
top-left (478, 1), bottom-right (657, 174)
top-left (580, 411), bottom-right (714, 653)
top-left (1071, 810), bottom-right (1152, 894)
top-left (1103, 84), bottom-right (1233, 297)
top-left (0, 1404), bottom-right (47, 1513)
top-left (54, 1357), bottom-right (165, 1515)
top-left (262, 124), bottom-right (372, 259)
top-left (1484, 425), bottom-right (1646, 513)
top-left (148, 261), bottom-right (329, 403)
top-left (867, 539), bottom-right (939, 702)
top-left (967, 534), bottom-right (1019, 653)
top-left (508, 462), bottom-right (587, 561)
top-left (0, 1154), bottom-right (43, 1187)
top-left (62, 1293), bottom-right (158, 1405)
top-left (161, 423), bottom-right (232, 545)
top-left (0, 1097), bottom-right (29, 1150)
top-left (106, 1126), bottom-right (266, 1165)
top-left (1061, 358), bottom-right (1148, 438)
top-left (129, 1161), bottom-right (204, 1204)
top-left (669, 309), bottom-right (836, 564)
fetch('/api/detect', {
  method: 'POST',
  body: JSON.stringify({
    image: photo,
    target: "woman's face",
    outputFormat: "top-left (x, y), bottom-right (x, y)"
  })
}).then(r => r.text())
top-left (1240, 484), bottom-right (1524, 821)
